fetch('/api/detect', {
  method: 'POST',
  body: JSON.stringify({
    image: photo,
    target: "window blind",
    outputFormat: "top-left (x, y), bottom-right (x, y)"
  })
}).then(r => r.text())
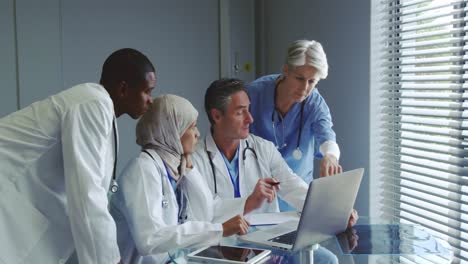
top-left (374, 0), bottom-right (468, 262)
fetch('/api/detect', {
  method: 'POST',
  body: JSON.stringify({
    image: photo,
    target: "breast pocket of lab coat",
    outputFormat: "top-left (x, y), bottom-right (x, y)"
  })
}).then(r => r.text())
top-left (0, 185), bottom-right (49, 264)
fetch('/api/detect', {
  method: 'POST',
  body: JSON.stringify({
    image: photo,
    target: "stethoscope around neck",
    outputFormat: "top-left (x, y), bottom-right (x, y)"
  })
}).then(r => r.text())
top-left (141, 149), bottom-right (169, 209)
top-left (272, 80), bottom-right (305, 160)
top-left (141, 148), bottom-right (189, 220)
top-left (205, 137), bottom-right (258, 195)
top-left (110, 119), bottom-right (119, 193)
top-left (142, 149), bottom-right (188, 221)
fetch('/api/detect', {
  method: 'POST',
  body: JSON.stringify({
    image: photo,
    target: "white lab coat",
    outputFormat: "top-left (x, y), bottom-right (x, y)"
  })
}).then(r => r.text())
top-left (0, 83), bottom-right (120, 264)
top-left (192, 133), bottom-right (309, 221)
top-left (110, 149), bottom-right (230, 264)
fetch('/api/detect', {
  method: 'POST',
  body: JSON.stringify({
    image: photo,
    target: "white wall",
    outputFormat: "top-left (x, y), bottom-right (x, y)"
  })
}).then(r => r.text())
top-left (1, 0), bottom-right (220, 173)
top-left (0, 0), bottom-right (18, 116)
top-left (60, 0), bottom-right (219, 172)
top-left (1, 0), bottom-right (372, 217)
top-left (258, 0), bottom-right (371, 217)
top-left (15, 0), bottom-right (63, 106)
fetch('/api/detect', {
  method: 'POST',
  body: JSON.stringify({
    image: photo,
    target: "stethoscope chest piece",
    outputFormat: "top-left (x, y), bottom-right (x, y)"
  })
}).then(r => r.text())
top-left (292, 148), bottom-right (303, 160)
top-left (110, 180), bottom-right (119, 193)
top-left (162, 199), bottom-right (169, 209)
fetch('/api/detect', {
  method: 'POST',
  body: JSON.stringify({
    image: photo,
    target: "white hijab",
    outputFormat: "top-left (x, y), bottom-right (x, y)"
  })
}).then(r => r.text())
top-left (136, 94), bottom-right (198, 181)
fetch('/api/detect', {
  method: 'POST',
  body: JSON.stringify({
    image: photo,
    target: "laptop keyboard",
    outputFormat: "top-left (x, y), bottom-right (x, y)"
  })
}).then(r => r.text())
top-left (268, 230), bottom-right (297, 245)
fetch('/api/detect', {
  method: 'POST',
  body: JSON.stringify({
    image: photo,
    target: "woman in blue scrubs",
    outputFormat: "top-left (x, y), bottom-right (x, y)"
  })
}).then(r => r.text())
top-left (247, 40), bottom-right (343, 210)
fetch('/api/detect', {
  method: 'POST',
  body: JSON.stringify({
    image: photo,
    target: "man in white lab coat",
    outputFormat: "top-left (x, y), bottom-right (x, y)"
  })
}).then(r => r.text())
top-left (193, 78), bottom-right (357, 264)
top-left (0, 48), bottom-right (155, 264)
top-left (192, 78), bottom-right (310, 218)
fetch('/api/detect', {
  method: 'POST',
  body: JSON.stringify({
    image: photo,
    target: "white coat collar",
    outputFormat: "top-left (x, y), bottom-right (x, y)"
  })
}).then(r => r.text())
top-left (205, 131), bottom-right (218, 155)
top-left (143, 149), bottom-right (165, 171)
top-left (203, 132), bottom-right (252, 159)
top-left (205, 131), bottom-right (249, 158)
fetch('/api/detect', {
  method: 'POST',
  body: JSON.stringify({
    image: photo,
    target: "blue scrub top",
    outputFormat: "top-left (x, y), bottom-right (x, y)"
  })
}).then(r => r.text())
top-left (247, 74), bottom-right (337, 183)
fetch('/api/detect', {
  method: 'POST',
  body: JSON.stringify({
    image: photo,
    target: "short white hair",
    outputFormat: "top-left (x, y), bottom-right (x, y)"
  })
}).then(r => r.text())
top-left (285, 40), bottom-right (328, 79)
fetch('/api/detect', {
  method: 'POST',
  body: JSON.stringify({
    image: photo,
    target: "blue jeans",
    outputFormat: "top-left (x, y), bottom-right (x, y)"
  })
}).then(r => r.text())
top-left (278, 197), bottom-right (296, 212)
top-left (278, 246), bottom-right (339, 264)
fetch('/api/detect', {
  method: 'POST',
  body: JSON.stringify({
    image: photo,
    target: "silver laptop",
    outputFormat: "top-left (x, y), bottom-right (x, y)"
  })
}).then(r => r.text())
top-left (239, 168), bottom-right (364, 251)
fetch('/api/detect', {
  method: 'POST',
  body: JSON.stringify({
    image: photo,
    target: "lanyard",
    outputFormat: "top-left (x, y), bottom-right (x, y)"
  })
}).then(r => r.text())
top-left (226, 162), bottom-right (241, 198)
top-left (220, 147), bottom-right (241, 198)
top-left (162, 162), bottom-right (187, 223)
top-left (163, 162), bottom-right (177, 192)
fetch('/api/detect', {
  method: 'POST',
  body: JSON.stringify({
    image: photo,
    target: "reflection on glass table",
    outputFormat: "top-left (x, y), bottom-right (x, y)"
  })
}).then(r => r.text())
top-left (321, 222), bottom-right (453, 264)
top-left (336, 224), bottom-right (450, 255)
top-left (178, 219), bottom-right (453, 264)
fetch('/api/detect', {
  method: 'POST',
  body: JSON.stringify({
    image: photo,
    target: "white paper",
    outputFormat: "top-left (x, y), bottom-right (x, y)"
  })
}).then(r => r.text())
top-left (245, 211), bottom-right (300, 226)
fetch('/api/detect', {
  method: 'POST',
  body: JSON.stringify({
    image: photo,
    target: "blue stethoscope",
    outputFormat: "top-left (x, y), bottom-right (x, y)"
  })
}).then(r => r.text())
top-left (272, 79), bottom-right (304, 160)
top-left (205, 138), bottom-right (258, 195)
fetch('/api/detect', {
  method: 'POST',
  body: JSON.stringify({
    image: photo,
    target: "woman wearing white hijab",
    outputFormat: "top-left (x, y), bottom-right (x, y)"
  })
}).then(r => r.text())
top-left (110, 95), bottom-right (249, 264)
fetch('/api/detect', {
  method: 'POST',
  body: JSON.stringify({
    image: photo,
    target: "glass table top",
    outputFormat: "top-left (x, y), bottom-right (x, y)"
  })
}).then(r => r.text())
top-left (177, 218), bottom-right (453, 264)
